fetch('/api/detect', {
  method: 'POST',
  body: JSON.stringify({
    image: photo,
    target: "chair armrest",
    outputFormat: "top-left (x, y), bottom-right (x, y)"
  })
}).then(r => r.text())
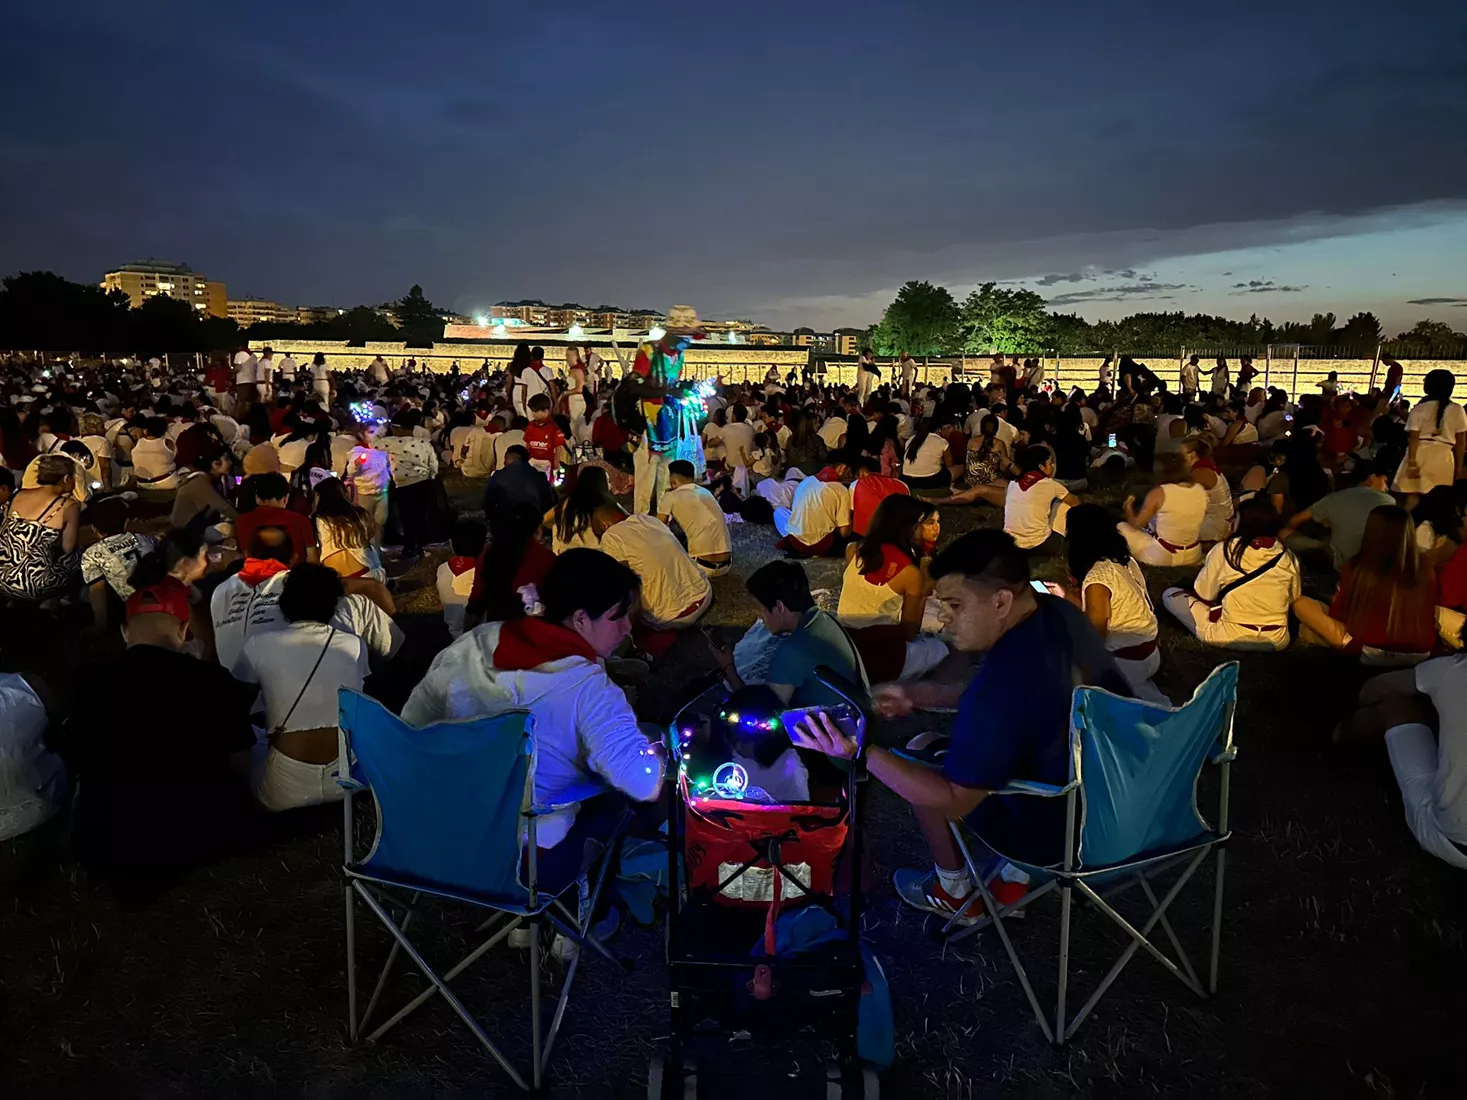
top-left (996, 778), bottom-right (1078, 798)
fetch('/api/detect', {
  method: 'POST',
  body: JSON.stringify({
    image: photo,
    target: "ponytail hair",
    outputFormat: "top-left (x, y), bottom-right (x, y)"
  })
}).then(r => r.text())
top-left (1423, 369), bottom-right (1456, 432)
top-left (904, 417), bottom-right (932, 463)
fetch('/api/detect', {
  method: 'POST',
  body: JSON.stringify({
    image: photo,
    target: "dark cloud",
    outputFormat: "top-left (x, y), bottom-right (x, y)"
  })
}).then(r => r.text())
top-left (1407, 297), bottom-right (1467, 305)
top-left (1228, 280), bottom-right (1306, 294)
top-left (1046, 283), bottom-right (1190, 307)
top-left (1035, 272), bottom-right (1092, 286)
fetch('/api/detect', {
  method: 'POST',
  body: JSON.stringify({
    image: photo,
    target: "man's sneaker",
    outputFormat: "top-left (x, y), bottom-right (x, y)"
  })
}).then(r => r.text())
top-left (892, 868), bottom-right (982, 926)
top-left (988, 878), bottom-right (1030, 915)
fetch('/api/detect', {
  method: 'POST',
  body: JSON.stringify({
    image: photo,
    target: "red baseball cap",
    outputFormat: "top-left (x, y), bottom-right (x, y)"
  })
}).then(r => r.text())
top-left (125, 580), bottom-right (192, 625)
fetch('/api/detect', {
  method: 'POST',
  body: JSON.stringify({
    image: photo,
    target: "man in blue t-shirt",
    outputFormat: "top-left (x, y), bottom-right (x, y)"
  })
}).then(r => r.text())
top-left (790, 529), bottom-right (1132, 923)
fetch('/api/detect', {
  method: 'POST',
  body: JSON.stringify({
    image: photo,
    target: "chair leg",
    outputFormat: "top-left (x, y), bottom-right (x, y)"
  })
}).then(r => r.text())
top-left (530, 915), bottom-right (543, 1094)
top-left (361, 890), bottom-right (421, 1035)
top-left (352, 881), bottom-right (529, 1091)
top-left (1209, 847), bottom-right (1227, 995)
top-left (970, 869), bottom-right (1055, 1045)
top-left (364, 911), bottom-right (525, 1043)
top-left (1135, 874), bottom-right (1201, 992)
top-left (345, 882), bottom-right (358, 1042)
top-left (1055, 883), bottom-right (1073, 1046)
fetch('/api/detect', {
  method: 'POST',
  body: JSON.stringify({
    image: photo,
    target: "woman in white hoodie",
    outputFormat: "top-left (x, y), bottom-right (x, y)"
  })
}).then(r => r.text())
top-left (401, 549), bottom-right (665, 888)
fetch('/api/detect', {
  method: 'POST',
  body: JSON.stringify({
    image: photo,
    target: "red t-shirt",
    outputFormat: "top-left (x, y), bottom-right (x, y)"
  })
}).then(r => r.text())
top-left (205, 363), bottom-right (233, 392)
top-left (235, 505), bottom-right (317, 566)
top-left (1439, 545), bottom-right (1467, 611)
top-left (468, 538), bottom-right (557, 611)
top-left (523, 420), bottom-right (567, 466)
top-left (852, 475), bottom-right (911, 536)
top-left (592, 414), bottom-right (628, 454)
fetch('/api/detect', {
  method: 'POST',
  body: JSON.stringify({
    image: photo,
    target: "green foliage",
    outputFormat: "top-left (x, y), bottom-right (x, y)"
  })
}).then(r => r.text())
top-left (1392, 318), bottom-right (1467, 350)
top-left (957, 283), bottom-right (1051, 354)
top-left (871, 280), bottom-right (958, 356)
top-left (393, 284), bottom-right (444, 345)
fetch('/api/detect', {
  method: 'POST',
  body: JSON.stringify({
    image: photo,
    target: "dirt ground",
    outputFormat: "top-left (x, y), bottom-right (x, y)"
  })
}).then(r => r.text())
top-left (2, 472), bottom-right (1465, 1098)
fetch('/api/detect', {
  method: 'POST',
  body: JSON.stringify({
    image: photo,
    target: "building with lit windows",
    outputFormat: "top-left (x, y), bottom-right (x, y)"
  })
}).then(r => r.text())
top-left (228, 298), bottom-right (298, 326)
top-left (102, 260), bottom-right (227, 316)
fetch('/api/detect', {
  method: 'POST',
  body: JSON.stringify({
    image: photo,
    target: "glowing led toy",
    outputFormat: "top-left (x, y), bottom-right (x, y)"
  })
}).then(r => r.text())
top-left (711, 762), bottom-right (749, 799)
top-left (349, 400), bottom-right (387, 428)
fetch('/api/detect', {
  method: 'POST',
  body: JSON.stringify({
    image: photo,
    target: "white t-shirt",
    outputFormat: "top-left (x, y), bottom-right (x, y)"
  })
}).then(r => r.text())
top-left (210, 573), bottom-right (404, 670)
top-left (786, 477), bottom-right (852, 543)
top-left (701, 422), bottom-right (726, 462)
top-left (233, 351), bottom-right (257, 385)
top-left (233, 621), bottom-right (368, 733)
top-left (131, 436), bottom-right (178, 489)
top-left (660, 483), bottom-right (730, 560)
top-left (511, 366), bottom-right (553, 419)
top-left (817, 416), bottom-right (848, 451)
top-left (461, 426), bottom-right (497, 478)
top-left (1081, 558), bottom-right (1157, 650)
top-left (377, 435), bottom-right (439, 487)
top-left (754, 472), bottom-right (803, 512)
top-left (1192, 541), bottom-right (1301, 630)
top-left (721, 421), bottom-right (756, 468)
top-left (1413, 655), bottom-right (1467, 842)
top-left (435, 561), bottom-right (476, 639)
top-left (1004, 478), bottom-right (1070, 549)
top-left (492, 429), bottom-right (526, 471)
top-left (347, 446), bottom-right (391, 495)
top-left (599, 514), bottom-right (711, 626)
top-left (1150, 482), bottom-right (1208, 547)
top-left (904, 434), bottom-right (949, 478)
top-left (1407, 400), bottom-right (1467, 449)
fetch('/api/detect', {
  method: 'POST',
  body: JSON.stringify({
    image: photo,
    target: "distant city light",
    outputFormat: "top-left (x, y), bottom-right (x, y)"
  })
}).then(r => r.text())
top-left (491, 322), bottom-right (506, 336)
top-left (474, 313), bottom-right (489, 328)
top-left (567, 322), bottom-right (585, 340)
top-left (648, 326), bottom-right (666, 341)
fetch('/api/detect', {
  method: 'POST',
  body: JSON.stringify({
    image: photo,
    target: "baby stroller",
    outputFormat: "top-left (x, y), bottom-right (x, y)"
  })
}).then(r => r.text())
top-left (648, 672), bottom-right (882, 1099)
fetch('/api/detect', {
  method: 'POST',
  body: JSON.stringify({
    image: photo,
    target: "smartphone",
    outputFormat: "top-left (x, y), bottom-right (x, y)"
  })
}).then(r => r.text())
top-left (1106, 432), bottom-right (1117, 448)
top-left (779, 703), bottom-right (862, 741)
top-left (1030, 580), bottom-right (1050, 594)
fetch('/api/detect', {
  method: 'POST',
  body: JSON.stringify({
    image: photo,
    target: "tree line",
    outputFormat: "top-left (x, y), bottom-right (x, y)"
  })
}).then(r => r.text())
top-left (866, 279), bottom-right (1467, 358)
top-left (0, 272), bottom-right (448, 354)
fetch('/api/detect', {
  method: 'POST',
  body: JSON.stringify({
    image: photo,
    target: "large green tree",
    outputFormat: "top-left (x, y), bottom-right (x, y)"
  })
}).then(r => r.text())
top-left (1336, 311), bottom-right (1383, 349)
top-left (1393, 318), bottom-right (1466, 350)
top-left (394, 284), bottom-right (444, 345)
top-left (871, 280), bottom-right (958, 356)
top-left (958, 282), bottom-right (1051, 354)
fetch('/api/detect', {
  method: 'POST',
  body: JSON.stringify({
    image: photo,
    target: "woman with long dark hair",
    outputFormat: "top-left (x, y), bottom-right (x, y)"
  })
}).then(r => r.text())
top-left (901, 415), bottom-right (951, 490)
top-left (1395, 368), bottom-right (1467, 496)
top-left (552, 465), bottom-right (621, 552)
top-left (1295, 505), bottom-right (1438, 657)
top-left (943, 413), bottom-right (1015, 507)
top-left (782, 408), bottom-right (828, 475)
top-left (465, 503), bottom-right (557, 628)
top-left (836, 494), bottom-right (947, 682)
top-left (1063, 503), bottom-right (1162, 697)
top-left (864, 412), bottom-right (902, 477)
top-left (1267, 430), bottom-right (1332, 519)
top-left (1162, 496), bottom-right (1301, 651)
top-left (313, 477), bottom-right (383, 581)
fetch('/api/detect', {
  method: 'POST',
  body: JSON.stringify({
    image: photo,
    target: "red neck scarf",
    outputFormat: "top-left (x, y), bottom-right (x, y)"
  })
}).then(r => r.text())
top-left (237, 557), bottom-right (289, 587)
top-left (1249, 537), bottom-right (1277, 549)
top-left (493, 617), bottom-right (597, 671)
top-left (1018, 470), bottom-right (1047, 491)
top-left (446, 555), bottom-right (477, 576)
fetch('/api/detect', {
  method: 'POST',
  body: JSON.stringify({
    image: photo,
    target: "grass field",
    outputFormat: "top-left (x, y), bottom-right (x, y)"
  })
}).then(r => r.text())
top-left (2, 472), bottom-right (1465, 1098)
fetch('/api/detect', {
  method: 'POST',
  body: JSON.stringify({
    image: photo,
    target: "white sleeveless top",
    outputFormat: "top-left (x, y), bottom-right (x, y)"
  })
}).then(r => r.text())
top-left (1081, 559), bottom-right (1158, 650)
top-left (1150, 482), bottom-right (1208, 548)
top-left (836, 546), bottom-right (913, 628)
top-left (1200, 472), bottom-right (1235, 541)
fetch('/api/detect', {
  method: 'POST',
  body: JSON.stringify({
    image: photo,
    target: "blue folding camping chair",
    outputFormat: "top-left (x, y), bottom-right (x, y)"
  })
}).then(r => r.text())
top-left (337, 690), bottom-right (623, 1092)
top-left (944, 662), bottom-right (1238, 1045)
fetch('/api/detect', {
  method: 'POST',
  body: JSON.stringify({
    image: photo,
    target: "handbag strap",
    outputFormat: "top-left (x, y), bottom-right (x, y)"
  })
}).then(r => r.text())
top-left (273, 627), bottom-right (336, 736)
top-left (1216, 549), bottom-right (1285, 603)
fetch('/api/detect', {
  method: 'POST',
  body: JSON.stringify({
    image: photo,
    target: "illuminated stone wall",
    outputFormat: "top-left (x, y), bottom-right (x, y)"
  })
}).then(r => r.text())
top-left (252, 340), bottom-right (1458, 401)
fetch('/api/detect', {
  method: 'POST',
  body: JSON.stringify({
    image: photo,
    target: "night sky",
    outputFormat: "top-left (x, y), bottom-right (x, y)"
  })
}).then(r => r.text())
top-left (3, 2), bottom-right (1464, 332)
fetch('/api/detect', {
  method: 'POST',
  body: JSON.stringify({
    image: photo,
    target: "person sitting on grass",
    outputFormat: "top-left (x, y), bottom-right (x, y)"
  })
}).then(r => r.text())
top-left (484, 444), bottom-right (555, 519)
top-left (80, 496), bottom-right (156, 631)
top-left (595, 505), bottom-right (713, 651)
top-left (404, 549), bottom-right (666, 896)
top-left (1117, 451), bottom-right (1207, 566)
top-left (436, 517), bottom-right (486, 640)
top-left (233, 563), bottom-right (369, 813)
top-left (1061, 503), bottom-right (1165, 702)
top-left (551, 465), bottom-right (620, 553)
top-left (849, 454), bottom-right (910, 536)
top-left (774, 456), bottom-right (856, 558)
top-left (1292, 505), bottom-right (1438, 661)
top-left (64, 581), bottom-right (258, 880)
top-left (464, 504), bottom-right (558, 629)
top-left (1161, 497), bottom-right (1301, 652)
top-left (1278, 457), bottom-right (1394, 568)
top-left (943, 414), bottom-right (1015, 508)
top-left (1003, 444), bottom-right (1079, 552)
top-left (1331, 655), bottom-right (1467, 870)
top-left (786, 530), bottom-right (1132, 924)
top-left (658, 460), bottom-right (731, 576)
top-left (836, 495), bottom-right (948, 684)
top-left (710, 559), bottom-right (869, 708)
top-left (236, 472), bottom-right (318, 568)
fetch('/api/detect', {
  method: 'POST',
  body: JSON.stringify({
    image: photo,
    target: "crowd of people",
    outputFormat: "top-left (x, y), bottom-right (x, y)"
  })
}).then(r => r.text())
top-left (1, 334), bottom-right (1464, 916)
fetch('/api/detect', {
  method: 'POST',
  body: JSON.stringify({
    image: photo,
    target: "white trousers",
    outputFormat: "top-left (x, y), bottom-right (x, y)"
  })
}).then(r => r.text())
top-left (251, 744), bottom-right (345, 813)
top-left (1385, 724), bottom-right (1467, 870)
top-left (1120, 523), bottom-right (1202, 567)
top-left (633, 441), bottom-right (670, 516)
top-left (856, 370), bottom-right (874, 403)
top-left (1162, 586), bottom-right (1290, 651)
top-left (568, 393), bottom-right (587, 422)
top-left (899, 635), bottom-right (950, 681)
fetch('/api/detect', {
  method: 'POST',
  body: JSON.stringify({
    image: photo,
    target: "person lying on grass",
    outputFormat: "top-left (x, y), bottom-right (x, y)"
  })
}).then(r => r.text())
top-left (788, 529), bottom-right (1132, 925)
